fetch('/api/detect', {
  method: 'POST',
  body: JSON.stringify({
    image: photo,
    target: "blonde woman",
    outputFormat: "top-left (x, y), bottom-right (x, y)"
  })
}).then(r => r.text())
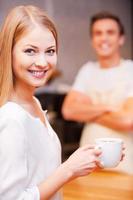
top-left (0, 5), bottom-right (102, 200)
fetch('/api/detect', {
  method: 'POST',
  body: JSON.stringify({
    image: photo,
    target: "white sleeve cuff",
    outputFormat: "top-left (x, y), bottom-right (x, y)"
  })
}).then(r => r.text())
top-left (19, 186), bottom-right (40, 200)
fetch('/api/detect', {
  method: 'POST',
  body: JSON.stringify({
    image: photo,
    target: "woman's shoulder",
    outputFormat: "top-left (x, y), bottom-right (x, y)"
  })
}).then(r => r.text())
top-left (0, 102), bottom-right (27, 122)
top-left (0, 103), bottom-right (27, 153)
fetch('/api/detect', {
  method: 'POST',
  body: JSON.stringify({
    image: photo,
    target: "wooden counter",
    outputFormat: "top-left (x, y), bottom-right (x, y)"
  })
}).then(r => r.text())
top-left (63, 170), bottom-right (133, 200)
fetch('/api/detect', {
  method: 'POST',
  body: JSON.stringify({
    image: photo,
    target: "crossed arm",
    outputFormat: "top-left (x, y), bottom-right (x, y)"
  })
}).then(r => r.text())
top-left (62, 90), bottom-right (133, 132)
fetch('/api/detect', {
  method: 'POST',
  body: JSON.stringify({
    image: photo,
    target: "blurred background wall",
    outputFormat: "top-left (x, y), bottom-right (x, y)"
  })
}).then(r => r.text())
top-left (0, 0), bottom-right (132, 89)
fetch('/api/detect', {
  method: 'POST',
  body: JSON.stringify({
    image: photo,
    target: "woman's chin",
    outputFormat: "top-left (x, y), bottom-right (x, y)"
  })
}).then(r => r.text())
top-left (32, 80), bottom-right (47, 88)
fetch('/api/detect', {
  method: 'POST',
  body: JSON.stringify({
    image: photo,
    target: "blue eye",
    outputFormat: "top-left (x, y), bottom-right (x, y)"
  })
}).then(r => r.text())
top-left (46, 49), bottom-right (56, 56)
top-left (24, 48), bottom-right (36, 55)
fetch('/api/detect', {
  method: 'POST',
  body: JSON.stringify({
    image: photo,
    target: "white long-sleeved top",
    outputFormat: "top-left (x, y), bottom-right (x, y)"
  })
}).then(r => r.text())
top-left (0, 102), bottom-right (62, 200)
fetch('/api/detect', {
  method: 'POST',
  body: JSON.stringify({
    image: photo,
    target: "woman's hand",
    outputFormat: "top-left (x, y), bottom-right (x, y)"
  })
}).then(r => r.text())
top-left (63, 145), bottom-right (102, 180)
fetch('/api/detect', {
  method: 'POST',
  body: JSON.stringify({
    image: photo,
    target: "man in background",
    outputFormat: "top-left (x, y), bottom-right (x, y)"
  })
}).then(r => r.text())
top-left (62, 11), bottom-right (133, 174)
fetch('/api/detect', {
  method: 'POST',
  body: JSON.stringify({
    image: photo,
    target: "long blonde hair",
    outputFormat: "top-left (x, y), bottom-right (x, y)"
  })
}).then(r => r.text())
top-left (0, 5), bottom-right (58, 106)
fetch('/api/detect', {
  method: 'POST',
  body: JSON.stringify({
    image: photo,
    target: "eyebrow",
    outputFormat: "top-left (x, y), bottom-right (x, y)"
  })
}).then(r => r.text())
top-left (25, 44), bottom-right (38, 49)
top-left (47, 45), bottom-right (56, 50)
top-left (25, 45), bottom-right (56, 49)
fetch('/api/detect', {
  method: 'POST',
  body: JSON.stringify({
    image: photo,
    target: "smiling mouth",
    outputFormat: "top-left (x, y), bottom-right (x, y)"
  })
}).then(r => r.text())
top-left (100, 43), bottom-right (111, 51)
top-left (28, 70), bottom-right (48, 79)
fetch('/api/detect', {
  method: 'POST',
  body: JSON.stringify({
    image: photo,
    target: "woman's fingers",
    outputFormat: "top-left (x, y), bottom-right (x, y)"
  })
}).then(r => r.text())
top-left (94, 148), bottom-right (102, 156)
top-left (80, 144), bottom-right (96, 151)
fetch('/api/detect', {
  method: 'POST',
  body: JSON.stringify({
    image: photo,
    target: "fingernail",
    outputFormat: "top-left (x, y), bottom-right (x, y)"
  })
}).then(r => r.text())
top-left (99, 161), bottom-right (104, 168)
top-left (95, 145), bottom-right (102, 150)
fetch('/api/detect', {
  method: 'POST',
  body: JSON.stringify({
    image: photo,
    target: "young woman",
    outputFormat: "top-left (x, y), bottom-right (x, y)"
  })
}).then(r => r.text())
top-left (0, 5), bottom-right (102, 200)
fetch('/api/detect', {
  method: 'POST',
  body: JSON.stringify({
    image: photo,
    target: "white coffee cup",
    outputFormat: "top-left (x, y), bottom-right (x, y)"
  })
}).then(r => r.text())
top-left (95, 138), bottom-right (123, 168)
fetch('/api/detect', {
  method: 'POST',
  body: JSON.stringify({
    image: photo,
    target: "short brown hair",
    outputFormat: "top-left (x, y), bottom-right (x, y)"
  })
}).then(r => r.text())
top-left (90, 11), bottom-right (125, 36)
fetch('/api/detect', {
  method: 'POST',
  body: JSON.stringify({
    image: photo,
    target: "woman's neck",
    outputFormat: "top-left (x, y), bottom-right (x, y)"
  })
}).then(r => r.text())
top-left (9, 84), bottom-right (35, 104)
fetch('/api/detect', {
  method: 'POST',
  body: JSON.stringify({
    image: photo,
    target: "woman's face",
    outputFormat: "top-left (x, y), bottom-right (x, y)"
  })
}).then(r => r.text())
top-left (12, 25), bottom-right (57, 90)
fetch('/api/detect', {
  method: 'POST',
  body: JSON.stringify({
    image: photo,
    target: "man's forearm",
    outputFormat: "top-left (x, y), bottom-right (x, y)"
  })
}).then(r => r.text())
top-left (63, 103), bottom-right (110, 123)
top-left (95, 110), bottom-right (133, 132)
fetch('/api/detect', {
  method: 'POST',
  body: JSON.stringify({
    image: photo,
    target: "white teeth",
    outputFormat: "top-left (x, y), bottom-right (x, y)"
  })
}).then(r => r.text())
top-left (28, 70), bottom-right (46, 78)
top-left (32, 71), bottom-right (44, 76)
top-left (101, 43), bottom-right (109, 50)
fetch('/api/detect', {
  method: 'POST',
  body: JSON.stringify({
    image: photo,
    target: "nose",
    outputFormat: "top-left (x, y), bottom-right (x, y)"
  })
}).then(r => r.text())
top-left (100, 33), bottom-right (108, 41)
top-left (35, 54), bottom-right (47, 68)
